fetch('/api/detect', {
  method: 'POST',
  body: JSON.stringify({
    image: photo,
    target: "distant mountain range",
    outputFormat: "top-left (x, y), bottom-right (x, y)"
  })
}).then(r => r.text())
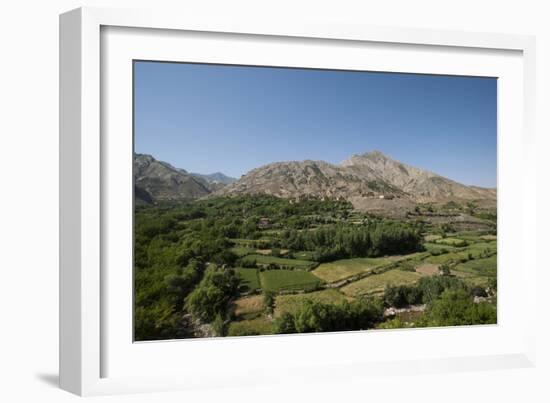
top-left (190, 172), bottom-right (237, 185)
top-left (134, 151), bottom-right (496, 206)
top-left (134, 153), bottom-right (237, 204)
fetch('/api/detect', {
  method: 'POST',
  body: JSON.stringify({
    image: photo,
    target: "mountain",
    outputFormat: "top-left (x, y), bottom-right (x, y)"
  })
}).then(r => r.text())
top-left (214, 159), bottom-right (402, 200)
top-left (340, 151), bottom-right (496, 202)
top-left (190, 172), bottom-right (237, 185)
top-left (215, 151), bottom-right (496, 204)
top-left (134, 154), bottom-right (238, 202)
top-left (134, 154), bottom-right (210, 201)
top-left (134, 185), bottom-right (155, 205)
top-left (135, 151), bottom-right (496, 207)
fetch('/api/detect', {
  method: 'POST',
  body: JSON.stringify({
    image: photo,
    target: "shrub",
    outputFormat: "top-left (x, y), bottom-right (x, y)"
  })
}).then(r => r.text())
top-left (263, 290), bottom-right (276, 315)
top-left (275, 298), bottom-right (384, 334)
top-left (384, 284), bottom-right (422, 308)
top-left (422, 289), bottom-right (496, 326)
top-left (416, 275), bottom-right (468, 304)
top-left (274, 312), bottom-right (296, 334)
top-left (185, 267), bottom-right (240, 323)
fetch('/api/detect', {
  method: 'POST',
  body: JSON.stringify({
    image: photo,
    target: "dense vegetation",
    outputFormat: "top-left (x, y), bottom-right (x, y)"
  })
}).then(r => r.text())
top-left (134, 195), bottom-right (497, 340)
top-left (274, 298), bottom-right (384, 334)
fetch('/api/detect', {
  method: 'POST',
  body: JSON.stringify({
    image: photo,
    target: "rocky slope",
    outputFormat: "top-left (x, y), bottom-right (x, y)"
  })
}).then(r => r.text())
top-left (340, 151), bottom-right (496, 202)
top-left (135, 151), bottom-right (496, 206)
top-left (134, 154), bottom-right (211, 201)
top-left (215, 151), bottom-right (496, 204)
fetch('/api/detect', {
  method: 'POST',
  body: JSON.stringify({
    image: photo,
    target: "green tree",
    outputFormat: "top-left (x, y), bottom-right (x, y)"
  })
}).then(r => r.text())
top-left (274, 312), bottom-right (296, 334)
top-left (185, 267), bottom-right (240, 323)
top-left (423, 289), bottom-right (496, 327)
top-left (438, 264), bottom-right (451, 276)
top-left (263, 290), bottom-right (276, 315)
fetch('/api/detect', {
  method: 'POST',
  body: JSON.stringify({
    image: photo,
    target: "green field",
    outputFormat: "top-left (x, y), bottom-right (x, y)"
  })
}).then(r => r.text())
top-left (242, 254), bottom-right (317, 270)
top-left (227, 317), bottom-right (275, 337)
top-left (312, 257), bottom-right (393, 283)
top-left (453, 255), bottom-right (497, 276)
top-left (397, 251), bottom-right (431, 264)
top-left (230, 246), bottom-right (257, 257)
top-left (425, 250), bottom-right (471, 264)
top-left (341, 269), bottom-right (421, 297)
top-left (464, 240), bottom-right (497, 253)
top-left (434, 237), bottom-right (469, 246)
top-left (259, 269), bottom-right (322, 292)
top-left (274, 289), bottom-right (349, 317)
top-left (292, 251), bottom-right (317, 261)
top-left (230, 238), bottom-right (271, 247)
top-left (235, 268), bottom-right (261, 292)
top-left (423, 242), bottom-right (458, 254)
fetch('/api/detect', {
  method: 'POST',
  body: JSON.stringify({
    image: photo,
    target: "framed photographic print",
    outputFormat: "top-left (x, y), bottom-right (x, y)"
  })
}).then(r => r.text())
top-left (60, 7), bottom-right (537, 396)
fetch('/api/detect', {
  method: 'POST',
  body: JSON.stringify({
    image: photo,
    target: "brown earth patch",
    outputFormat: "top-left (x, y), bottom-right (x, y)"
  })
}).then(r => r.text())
top-left (415, 263), bottom-right (439, 276)
top-left (256, 249), bottom-right (272, 255)
top-left (233, 295), bottom-right (264, 318)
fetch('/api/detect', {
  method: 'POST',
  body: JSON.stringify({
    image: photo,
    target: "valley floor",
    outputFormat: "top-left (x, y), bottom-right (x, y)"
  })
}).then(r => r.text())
top-left (134, 196), bottom-right (497, 340)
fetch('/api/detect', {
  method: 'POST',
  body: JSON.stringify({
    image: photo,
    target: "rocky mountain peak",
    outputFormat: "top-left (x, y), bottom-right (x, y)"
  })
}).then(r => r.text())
top-left (134, 151), bottom-right (496, 207)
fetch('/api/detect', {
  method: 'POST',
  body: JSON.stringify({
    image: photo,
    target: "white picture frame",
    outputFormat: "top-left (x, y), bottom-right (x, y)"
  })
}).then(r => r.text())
top-left (59, 6), bottom-right (537, 396)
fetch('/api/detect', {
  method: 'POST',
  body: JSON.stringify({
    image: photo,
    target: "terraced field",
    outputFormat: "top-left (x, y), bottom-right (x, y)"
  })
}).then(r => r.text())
top-left (423, 242), bottom-right (458, 254)
top-left (242, 254), bottom-right (317, 270)
top-left (433, 237), bottom-right (468, 246)
top-left (424, 250), bottom-right (471, 265)
top-left (311, 257), bottom-right (393, 283)
top-left (234, 268), bottom-right (260, 292)
top-left (453, 255), bottom-right (497, 276)
top-left (230, 246), bottom-right (257, 257)
top-left (259, 269), bottom-right (322, 292)
top-left (274, 289), bottom-right (350, 317)
top-left (227, 317), bottom-right (275, 336)
top-left (465, 240), bottom-right (497, 253)
top-left (424, 234), bottom-right (442, 242)
top-left (341, 269), bottom-right (422, 297)
top-left (415, 263), bottom-right (439, 275)
top-left (292, 251), bottom-right (317, 261)
top-left (232, 295), bottom-right (265, 320)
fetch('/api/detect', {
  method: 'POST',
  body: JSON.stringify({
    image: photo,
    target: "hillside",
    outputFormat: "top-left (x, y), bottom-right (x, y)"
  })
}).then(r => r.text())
top-left (135, 151), bottom-right (496, 207)
top-left (340, 151), bottom-right (496, 202)
top-left (216, 151), bottom-right (496, 204)
top-left (134, 154), bottom-right (211, 201)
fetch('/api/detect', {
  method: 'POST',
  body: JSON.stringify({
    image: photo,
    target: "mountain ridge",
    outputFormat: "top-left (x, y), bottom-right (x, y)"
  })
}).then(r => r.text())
top-left (134, 153), bottom-right (211, 202)
top-left (134, 151), bottom-right (496, 207)
top-left (215, 150), bottom-right (496, 204)
top-left (190, 171), bottom-right (237, 185)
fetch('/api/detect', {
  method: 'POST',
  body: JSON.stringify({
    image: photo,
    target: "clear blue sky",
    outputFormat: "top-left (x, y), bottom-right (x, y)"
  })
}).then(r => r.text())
top-left (134, 61), bottom-right (497, 187)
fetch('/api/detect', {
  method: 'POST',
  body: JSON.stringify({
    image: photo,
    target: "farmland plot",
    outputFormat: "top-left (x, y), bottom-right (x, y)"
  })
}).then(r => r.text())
top-left (232, 295), bottom-right (265, 320)
top-left (312, 257), bottom-right (393, 283)
top-left (259, 269), bottom-right (322, 292)
top-left (242, 254), bottom-right (317, 270)
top-left (227, 317), bottom-right (275, 337)
top-left (341, 269), bottom-right (421, 297)
top-left (235, 268), bottom-right (261, 292)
